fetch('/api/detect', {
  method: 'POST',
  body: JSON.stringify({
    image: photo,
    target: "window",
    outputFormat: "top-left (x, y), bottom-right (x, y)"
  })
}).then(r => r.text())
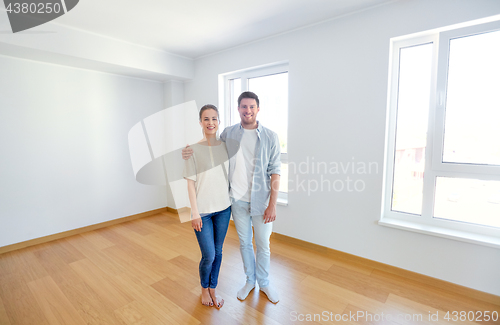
top-left (221, 63), bottom-right (289, 203)
top-left (381, 19), bottom-right (500, 248)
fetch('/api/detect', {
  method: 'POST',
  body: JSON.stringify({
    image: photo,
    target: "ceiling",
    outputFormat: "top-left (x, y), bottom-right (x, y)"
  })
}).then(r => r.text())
top-left (53, 0), bottom-right (395, 59)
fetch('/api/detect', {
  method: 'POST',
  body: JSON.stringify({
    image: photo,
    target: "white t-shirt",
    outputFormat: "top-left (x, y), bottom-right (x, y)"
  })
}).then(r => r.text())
top-left (230, 128), bottom-right (258, 202)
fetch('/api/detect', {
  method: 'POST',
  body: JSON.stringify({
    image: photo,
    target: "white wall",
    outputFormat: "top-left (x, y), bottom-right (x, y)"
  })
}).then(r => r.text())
top-left (185, 0), bottom-right (500, 295)
top-left (163, 81), bottom-right (186, 208)
top-left (0, 55), bottom-right (168, 247)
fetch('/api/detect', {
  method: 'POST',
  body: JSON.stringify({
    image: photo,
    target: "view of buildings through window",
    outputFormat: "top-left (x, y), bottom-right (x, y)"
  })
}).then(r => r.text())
top-left (386, 23), bottom-right (500, 233)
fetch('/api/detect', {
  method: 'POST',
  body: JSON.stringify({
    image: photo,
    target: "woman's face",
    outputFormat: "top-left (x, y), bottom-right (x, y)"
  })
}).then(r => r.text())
top-left (200, 108), bottom-right (219, 136)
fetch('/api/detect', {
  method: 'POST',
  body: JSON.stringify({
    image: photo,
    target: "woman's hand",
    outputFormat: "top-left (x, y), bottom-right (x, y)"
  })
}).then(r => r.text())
top-left (191, 214), bottom-right (203, 232)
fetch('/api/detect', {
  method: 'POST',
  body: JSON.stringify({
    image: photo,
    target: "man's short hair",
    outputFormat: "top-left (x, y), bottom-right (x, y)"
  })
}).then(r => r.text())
top-left (238, 91), bottom-right (259, 107)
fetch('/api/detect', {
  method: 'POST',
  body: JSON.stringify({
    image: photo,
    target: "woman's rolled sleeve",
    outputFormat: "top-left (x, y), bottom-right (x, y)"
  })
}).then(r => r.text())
top-left (183, 157), bottom-right (197, 181)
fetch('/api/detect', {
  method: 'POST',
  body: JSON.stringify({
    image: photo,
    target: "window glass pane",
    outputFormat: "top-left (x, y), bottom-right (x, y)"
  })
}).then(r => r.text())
top-left (280, 161), bottom-right (288, 193)
top-left (443, 30), bottom-right (500, 165)
top-left (391, 43), bottom-right (433, 215)
top-left (248, 72), bottom-right (288, 154)
top-left (434, 177), bottom-right (500, 228)
top-left (229, 78), bottom-right (241, 125)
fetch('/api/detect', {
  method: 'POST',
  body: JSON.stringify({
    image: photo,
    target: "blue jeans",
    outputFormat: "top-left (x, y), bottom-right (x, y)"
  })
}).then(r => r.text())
top-left (231, 200), bottom-right (273, 288)
top-left (194, 206), bottom-right (231, 289)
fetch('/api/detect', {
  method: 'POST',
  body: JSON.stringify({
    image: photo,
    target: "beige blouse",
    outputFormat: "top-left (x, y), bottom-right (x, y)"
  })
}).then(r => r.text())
top-left (182, 142), bottom-right (231, 214)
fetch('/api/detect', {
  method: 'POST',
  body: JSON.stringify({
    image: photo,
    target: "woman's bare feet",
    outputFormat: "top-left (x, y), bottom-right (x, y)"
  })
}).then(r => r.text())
top-left (201, 288), bottom-right (213, 306)
top-left (208, 288), bottom-right (224, 308)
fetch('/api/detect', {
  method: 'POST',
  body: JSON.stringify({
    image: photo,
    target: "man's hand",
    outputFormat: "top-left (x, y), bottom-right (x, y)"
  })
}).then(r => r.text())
top-left (182, 144), bottom-right (193, 160)
top-left (263, 204), bottom-right (276, 224)
top-left (263, 174), bottom-right (280, 224)
top-left (191, 214), bottom-right (203, 232)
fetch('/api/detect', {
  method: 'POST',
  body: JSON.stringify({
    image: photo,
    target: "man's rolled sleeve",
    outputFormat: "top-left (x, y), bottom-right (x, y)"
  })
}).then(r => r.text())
top-left (267, 133), bottom-right (281, 176)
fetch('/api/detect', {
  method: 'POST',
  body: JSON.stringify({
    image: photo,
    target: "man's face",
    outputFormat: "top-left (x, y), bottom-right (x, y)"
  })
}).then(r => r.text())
top-left (238, 98), bottom-right (260, 127)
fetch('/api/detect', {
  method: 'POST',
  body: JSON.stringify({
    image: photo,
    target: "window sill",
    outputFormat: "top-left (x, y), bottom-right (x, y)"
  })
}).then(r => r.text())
top-left (277, 197), bottom-right (288, 206)
top-left (378, 217), bottom-right (500, 249)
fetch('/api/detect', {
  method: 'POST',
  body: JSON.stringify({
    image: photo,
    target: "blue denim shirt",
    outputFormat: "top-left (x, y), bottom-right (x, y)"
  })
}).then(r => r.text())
top-left (220, 122), bottom-right (281, 216)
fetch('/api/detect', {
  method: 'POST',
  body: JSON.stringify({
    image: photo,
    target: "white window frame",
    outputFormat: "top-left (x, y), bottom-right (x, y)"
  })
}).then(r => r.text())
top-left (219, 62), bottom-right (289, 205)
top-left (380, 20), bottom-right (500, 248)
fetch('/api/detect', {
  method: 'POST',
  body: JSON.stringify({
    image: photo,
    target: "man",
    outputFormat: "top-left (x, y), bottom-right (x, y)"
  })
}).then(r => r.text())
top-left (183, 91), bottom-right (281, 303)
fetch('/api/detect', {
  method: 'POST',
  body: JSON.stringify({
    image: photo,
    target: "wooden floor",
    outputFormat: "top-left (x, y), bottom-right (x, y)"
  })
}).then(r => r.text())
top-left (0, 211), bottom-right (498, 325)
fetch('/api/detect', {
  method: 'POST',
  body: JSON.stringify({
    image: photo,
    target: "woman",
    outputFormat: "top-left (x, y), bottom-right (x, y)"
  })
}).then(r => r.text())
top-left (183, 104), bottom-right (231, 308)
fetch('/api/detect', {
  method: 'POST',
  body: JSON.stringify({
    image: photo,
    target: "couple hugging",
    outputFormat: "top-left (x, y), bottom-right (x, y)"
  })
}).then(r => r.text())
top-left (182, 91), bottom-right (281, 308)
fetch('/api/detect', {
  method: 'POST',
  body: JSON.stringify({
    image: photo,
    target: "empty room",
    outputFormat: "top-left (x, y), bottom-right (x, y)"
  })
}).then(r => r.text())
top-left (1, 0), bottom-right (500, 324)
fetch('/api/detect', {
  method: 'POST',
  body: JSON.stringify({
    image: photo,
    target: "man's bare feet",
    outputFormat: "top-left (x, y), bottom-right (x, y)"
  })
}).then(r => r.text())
top-left (208, 288), bottom-right (224, 308)
top-left (201, 288), bottom-right (213, 306)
